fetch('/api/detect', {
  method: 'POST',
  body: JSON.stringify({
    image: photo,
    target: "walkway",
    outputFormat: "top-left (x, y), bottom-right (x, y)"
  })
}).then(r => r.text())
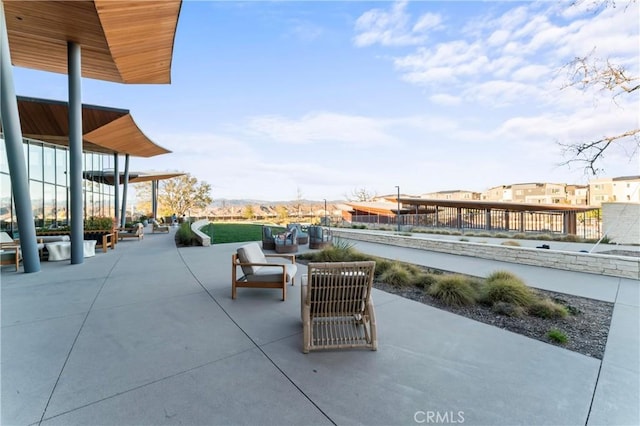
top-left (1, 229), bottom-right (638, 425)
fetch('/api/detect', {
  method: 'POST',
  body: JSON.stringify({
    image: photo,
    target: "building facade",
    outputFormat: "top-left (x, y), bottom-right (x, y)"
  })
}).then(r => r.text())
top-left (0, 134), bottom-right (114, 237)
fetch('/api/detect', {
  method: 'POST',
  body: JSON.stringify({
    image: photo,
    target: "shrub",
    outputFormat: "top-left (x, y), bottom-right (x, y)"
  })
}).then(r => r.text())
top-left (84, 216), bottom-right (114, 230)
top-left (512, 233), bottom-right (527, 240)
top-left (529, 298), bottom-right (568, 319)
top-left (411, 273), bottom-right (438, 289)
top-left (481, 277), bottom-right (535, 308)
top-left (379, 263), bottom-right (412, 287)
top-left (563, 234), bottom-right (580, 242)
top-left (492, 301), bottom-right (526, 317)
top-left (494, 233), bottom-right (509, 238)
top-left (485, 270), bottom-right (525, 285)
top-left (547, 328), bottom-right (568, 344)
top-left (428, 275), bottom-right (477, 307)
top-left (501, 240), bottom-right (521, 246)
top-left (175, 222), bottom-right (196, 245)
top-left (374, 259), bottom-right (394, 278)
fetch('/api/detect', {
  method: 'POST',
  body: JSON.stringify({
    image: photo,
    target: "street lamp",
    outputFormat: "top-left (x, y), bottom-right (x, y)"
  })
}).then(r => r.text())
top-left (395, 185), bottom-right (400, 232)
top-left (323, 199), bottom-right (328, 227)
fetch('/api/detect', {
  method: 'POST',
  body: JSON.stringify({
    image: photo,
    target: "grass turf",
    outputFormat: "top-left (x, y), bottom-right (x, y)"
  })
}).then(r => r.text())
top-left (201, 223), bottom-right (285, 244)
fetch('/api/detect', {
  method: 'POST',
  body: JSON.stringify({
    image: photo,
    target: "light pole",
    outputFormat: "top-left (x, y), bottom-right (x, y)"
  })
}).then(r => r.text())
top-left (323, 199), bottom-right (328, 227)
top-left (395, 185), bottom-right (400, 232)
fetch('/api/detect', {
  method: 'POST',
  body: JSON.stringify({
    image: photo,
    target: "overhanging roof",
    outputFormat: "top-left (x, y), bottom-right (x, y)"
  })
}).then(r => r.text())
top-left (399, 198), bottom-right (597, 212)
top-left (4, 0), bottom-right (181, 84)
top-left (83, 170), bottom-right (185, 185)
top-left (17, 96), bottom-right (170, 157)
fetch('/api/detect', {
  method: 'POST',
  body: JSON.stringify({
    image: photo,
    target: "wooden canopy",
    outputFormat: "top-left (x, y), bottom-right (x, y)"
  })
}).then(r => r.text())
top-left (17, 96), bottom-right (170, 157)
top-left (4, 0), bottom-right (181, 84)
top-left (83, 170), bottom-right (184, 185)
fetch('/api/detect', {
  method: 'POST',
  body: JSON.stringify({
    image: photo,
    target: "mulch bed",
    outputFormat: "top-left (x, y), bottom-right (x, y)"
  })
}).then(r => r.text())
top-left (297, 259), bottom-right (614, 359)
top-left (373, 281), bottom-right (613, 360)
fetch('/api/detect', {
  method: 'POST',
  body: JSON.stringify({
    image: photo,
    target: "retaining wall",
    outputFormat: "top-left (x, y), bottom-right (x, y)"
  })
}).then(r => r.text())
top-left (191, 220), bottom-right (211, 247)
top-left (332, 229), bottom-right (639, 279)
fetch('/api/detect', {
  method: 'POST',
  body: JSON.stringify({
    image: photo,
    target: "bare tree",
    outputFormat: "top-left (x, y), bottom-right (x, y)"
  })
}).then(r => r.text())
top-left (292, 187), bottom-right (304, 218)
top-left (559, 2), bottom-right (639, 174)
top-left (346, 187), bottom-right (377, 202)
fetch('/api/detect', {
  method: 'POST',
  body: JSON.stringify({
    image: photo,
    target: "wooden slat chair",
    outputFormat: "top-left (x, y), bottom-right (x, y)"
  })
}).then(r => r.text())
top-left (151, 219), bottom-right (169, 233)
top-left (0, 231), bottom-right (22, 271)
top-left (119, 223), bottom-right (144, 241)
top-left (232, 242), bottom-right (297, 301)
top-left (301, 261), bottom-right (377, 353)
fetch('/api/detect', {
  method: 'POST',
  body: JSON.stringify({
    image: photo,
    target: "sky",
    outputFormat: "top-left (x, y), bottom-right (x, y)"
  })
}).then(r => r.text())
top-left (12, 0), bottom-right (640, 201)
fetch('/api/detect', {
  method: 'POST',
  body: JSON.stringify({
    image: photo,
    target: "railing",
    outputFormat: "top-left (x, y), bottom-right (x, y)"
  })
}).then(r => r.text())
top-left (351, 209), bottom-right (602, 240)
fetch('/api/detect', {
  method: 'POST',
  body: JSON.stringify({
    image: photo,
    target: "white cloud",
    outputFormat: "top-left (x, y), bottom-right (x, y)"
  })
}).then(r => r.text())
top-left (429, 93), bottom-right (462, 106)
top-left (353, 0), bottom-right (443, 47)
top-left (247, 112), bottom-right (398, 147)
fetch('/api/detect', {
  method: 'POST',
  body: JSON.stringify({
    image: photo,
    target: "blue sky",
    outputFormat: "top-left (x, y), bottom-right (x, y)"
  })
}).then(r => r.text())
top-left (13, 0), bottom-right (640, 201)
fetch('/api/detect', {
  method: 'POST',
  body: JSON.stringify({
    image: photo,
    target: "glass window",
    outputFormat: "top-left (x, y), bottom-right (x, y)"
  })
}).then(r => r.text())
top-left (56, 148), bottom-right (67, 186)
top-left (30, 180), bottom-right (44, 228)
top-left (43, 146), bottom-right (55, 183)
top-left (56, 186), bottom-right (68, 228)
top-left (29, 144), bottom-right (43, 181)
top-left (0, 174), bottom-right (12, 233)
top-left (86, 190), bottom-right (94, 218)
top-left (44, 183), bottom-right (56, 228)
top-left (0, 135), bottom-right (8, 174)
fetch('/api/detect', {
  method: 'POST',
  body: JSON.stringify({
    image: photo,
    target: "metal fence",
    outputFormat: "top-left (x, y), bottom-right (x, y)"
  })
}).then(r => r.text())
top-left (351, 208), bottom-right (602, 240)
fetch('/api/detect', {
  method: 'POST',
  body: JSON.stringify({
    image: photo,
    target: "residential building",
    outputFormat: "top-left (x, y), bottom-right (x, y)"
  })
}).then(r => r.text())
top-left (589, 176), bottom-right (640, 206)
top-left (420, 190), bottom-right (481, 201)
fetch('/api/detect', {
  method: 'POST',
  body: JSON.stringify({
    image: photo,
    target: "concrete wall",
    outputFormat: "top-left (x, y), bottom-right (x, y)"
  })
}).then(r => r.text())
top-left (332, 229), bottom-right (639, 279)
top-left (603, 203), bottom-right (640, 245)
top-left (191, 220), bottom-right (211, 247)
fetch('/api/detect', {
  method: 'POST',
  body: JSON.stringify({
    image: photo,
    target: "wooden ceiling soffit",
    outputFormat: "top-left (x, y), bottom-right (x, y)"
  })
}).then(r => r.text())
top-left (128, 172), bottom-right (185, 183)
top-left (5, 0), bottom-right (181, 83)
top-left (83, 114), bottom-right (171, 158)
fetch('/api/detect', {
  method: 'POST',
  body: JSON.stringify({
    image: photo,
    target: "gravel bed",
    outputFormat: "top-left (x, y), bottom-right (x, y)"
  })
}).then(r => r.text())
top-left (373, 281), bottom-right (613, 359)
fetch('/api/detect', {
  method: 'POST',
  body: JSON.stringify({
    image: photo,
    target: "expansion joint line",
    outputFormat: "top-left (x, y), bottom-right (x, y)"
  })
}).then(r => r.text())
top-left (176, 248), bottom-right (337, 426)
top-left (38, 256), bottom-right (123, 425)
top-left (584, 278), bottom-right (622, 425)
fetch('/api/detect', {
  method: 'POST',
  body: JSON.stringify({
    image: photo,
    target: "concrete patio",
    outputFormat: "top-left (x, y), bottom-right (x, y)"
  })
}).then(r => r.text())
top-left (1, 228), bottom-right (638, 425)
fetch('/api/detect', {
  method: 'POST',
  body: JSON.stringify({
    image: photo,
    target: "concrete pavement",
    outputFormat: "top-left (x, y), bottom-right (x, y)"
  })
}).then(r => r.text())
top-left (1, 229), bottom-right (638, 425)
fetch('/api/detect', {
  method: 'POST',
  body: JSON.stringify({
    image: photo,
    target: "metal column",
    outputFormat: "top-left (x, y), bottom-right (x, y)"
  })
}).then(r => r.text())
top-left (68, 41), bottom-right (83, 264)
top-left (151, 180), bottom-right (157, 219)
top-left (0, 1), bottom-right (40, 272)
top-left (114, 153), bottom-right (119, 225)
top-left (120, 154), bottom-right (130, 228)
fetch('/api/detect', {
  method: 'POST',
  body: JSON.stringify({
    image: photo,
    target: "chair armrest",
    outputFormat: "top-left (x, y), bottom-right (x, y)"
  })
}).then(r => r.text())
top-left (265, 254), bottom-right (296, 263)
top-left (235, 261), bottom-right (286, 269)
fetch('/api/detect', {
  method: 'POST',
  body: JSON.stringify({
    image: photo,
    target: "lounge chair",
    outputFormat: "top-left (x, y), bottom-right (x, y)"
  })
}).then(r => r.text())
top-left (119, 223), bottom-right (144, 241)
top-left (274, 228), bottom-right (298, 253)
top-left (0, 232), bottom-right (21, 271)
top-left (151, 219), bottom-right (169, 233)
top-left (308, 226), bottom-right (332, 249)
top-left (232, 242), bottom-right (297, 301)
top-left (286, 223), bottom-right (308, 244)
top-left (262, 225), bottom-right (276, 250)
top-left (301, 261), bottom-right (377, 353)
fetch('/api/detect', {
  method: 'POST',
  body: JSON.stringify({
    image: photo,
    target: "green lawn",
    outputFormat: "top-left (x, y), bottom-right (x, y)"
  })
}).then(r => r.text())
top-left (200, 223), bottom-right (285, 244)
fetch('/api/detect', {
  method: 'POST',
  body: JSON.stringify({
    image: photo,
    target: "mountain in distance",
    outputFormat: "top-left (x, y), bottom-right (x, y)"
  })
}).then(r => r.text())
top-left (210, 199), bottom-right (345, 208)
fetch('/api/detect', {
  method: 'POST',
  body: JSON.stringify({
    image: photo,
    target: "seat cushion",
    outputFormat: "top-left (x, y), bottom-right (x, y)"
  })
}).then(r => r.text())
top-left (237, 242), bottom-right (267, 275)
top-left (249, 264), bottom-right (297, 283)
